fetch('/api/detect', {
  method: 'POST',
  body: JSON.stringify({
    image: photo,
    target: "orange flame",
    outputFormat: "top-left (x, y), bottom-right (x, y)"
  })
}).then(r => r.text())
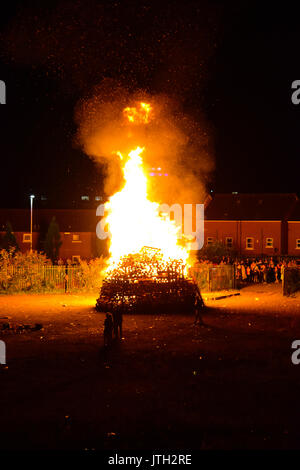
top-left (123, 102), bottom-right (152, 124)
top-left (104, 103), bottom-right (190, 273)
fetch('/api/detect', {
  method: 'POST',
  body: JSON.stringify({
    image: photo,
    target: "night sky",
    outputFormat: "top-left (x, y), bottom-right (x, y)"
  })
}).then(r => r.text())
top-left (0, 0), bottom-right (300, 208)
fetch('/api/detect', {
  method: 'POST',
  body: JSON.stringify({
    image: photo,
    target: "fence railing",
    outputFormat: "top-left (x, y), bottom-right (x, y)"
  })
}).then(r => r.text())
top-left (190, 264), bottom-right (236, 292)
top-left (0, 262), bottom-right (236, 294)
top-left (0, 264), bottom-right (103, 293)
top-left (282, 267), bottom-right (300, 296)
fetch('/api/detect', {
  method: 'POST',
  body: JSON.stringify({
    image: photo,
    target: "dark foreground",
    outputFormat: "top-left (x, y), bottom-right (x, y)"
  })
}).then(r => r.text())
top-left (1, 285), bottom-right (300, 450)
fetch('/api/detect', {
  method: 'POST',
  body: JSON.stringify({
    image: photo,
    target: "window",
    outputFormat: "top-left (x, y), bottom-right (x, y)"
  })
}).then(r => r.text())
top-left (23, 233), bottom-right (32, 243)
top-left (296, 239), bottom-right (300, 249)
top-left (72, 255), bottom-right (81, 264)
top-left (246, 237), bottom-right (254, 250)
top-left (72, 234), bottom-right (80, 242)
top-left (81, 195), bottom-right (89, 201)
top-left (207, 237), bottom-right (214, 246)
top-left (226, 237), bottom-right (233, 248)
top-left (266, 237), bottom-right (273, 248)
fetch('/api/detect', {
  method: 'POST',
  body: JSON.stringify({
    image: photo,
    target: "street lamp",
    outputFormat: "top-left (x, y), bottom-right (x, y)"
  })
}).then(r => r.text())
top-left (30, 195), bottom-right (35, 252)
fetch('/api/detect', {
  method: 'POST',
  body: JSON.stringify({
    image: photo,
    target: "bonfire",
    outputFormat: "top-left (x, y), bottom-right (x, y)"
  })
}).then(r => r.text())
top-left (96, 246), bottom-right (199, 314)
top-left (96, 102), bottom-right (200, 314)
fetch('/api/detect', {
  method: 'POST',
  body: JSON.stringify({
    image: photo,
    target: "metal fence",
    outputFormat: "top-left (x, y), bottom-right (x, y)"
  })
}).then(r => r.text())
top-left (282, 267), bottom-right (300, 296)
top-left (190, 264), bottom-right (236, 292)
top-left (0, 262), bottom-right (236, 294)
top-left (0, 265), bottom-right (89, 292)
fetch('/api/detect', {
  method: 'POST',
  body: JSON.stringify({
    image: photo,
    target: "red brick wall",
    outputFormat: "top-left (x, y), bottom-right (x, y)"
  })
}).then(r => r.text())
top-left (204, 220), bottom-right (282, 255)
top-left (10, 231), bottom-right (39, 252)
top-left (3, 221), bottom-right (299, 258)
top-left (59, 232), bottom-right (95, 261)
top-left (288, 222), bottom-right (300, 256)
top-left (1, 231), bottom-right (97, 261)
top-left (240, 221), bottom-right (281, 255)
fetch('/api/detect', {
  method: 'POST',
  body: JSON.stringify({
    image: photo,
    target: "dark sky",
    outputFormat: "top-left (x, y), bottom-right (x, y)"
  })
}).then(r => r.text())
top-left (0, 0), bottom-right (299, 208)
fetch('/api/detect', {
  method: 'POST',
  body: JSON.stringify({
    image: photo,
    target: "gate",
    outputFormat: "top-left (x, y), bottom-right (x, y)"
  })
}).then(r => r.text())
top-left (190, 264), bottom-right (236, 292)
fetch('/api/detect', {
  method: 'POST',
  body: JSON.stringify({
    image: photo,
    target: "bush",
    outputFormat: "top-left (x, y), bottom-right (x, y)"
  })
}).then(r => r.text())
top-left (0, 248), bottom-right (51, 292)
top-left (78, 256), bottom-right (107, 292)
top-left (198, 241), bottom-right (238, 263)
top-left (0, 249), bottom-right (108, 293)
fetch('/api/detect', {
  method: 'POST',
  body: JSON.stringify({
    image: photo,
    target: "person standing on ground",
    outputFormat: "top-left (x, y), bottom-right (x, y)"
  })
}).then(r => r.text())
top-left (194, 292), bottom-right (205, 326)
top-left (116, 301), bottom-right (124, 339)
top-left (112, 302), bottom-right (124, 340)
top-left (104, 313), bottom-right (113, 347)
top-left (64, 269), bottom-right (69, 293)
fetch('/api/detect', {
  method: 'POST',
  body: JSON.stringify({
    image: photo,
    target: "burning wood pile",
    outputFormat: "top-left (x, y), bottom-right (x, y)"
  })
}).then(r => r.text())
top-left (96, 247), bottom-right (199, 314)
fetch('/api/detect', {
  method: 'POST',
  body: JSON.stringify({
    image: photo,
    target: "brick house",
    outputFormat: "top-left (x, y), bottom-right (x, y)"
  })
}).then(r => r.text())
top-left (1, 193), bottom-right (299, 261)
top-left (0, 208), bottom-right (101, 262)
top-left (287, 200), bottom-right (300, 256)
top-left (204, 193), bottom-right (299, 256)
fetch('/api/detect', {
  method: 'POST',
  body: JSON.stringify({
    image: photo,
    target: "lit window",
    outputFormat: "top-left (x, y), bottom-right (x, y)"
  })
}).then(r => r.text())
top-left (72, 234), bottom-right (80, 242)
top-left (296, 239), bottom-right (300, 249)
top-left (246, 237), bottom-right (254, 249)
top-left (23, 233), bottom-right (32, 243)
top-left (81, 195), bottom-right (89, 201)
top-left (266, 238), bottom-right (273, 248)
top-left (95, 196), bottom-right (102, 201)
top-left (226, 237), bottom-right (233, 248)
top-left (207, 237), bottom-right (214, 246)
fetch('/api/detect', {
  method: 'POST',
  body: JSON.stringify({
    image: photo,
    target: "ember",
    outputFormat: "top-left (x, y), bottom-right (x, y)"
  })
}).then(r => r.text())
top-left (96, 246), bottom-right (199, 314)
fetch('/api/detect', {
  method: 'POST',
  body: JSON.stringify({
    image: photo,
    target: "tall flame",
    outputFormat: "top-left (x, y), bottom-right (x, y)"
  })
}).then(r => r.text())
top-left (104, 103), bottom-right (190, 272)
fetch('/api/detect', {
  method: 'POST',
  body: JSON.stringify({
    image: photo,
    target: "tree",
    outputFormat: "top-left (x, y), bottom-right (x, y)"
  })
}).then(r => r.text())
top-left (44, 217), bottom-right (62, 263)
top-left (2, 222), bottom-right (19, 251)
top-left (198, 240), bottom-right (238, 263)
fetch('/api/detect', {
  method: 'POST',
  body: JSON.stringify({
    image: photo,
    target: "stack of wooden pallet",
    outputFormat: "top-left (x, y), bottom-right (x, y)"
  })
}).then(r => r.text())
top-left (95, 247), bottom-right (198, 314)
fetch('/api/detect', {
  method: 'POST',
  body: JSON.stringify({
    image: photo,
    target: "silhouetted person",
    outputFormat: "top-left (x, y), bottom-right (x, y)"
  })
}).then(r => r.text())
top-left (64, 269), bottom-right (69, 293)
top-left (104, 313), bottom-right (113, 347)
top-left (113, 302), bottom-right (124, 340)
top-left (194, 294), bottom-right (205, 326)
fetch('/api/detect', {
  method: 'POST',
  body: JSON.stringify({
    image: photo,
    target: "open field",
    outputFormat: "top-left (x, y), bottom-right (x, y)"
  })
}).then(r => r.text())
top-left (1, 284), bottom-right (300, 450)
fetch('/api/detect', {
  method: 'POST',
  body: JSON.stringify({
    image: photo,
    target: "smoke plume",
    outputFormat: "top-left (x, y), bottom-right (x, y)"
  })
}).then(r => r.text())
top-left (75, 80), bottom-right (214, 204)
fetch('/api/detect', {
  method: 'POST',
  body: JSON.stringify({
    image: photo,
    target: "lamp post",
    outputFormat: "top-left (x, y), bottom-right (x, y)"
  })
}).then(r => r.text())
top-left (30, 195), bottom-right (35, 252)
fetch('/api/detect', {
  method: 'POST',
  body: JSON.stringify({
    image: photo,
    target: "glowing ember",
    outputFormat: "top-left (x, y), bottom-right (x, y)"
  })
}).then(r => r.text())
top-left (123, 102), bottom-right (152, 124)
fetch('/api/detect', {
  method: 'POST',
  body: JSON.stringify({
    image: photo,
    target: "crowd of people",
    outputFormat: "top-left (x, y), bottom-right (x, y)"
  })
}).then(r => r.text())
top-left (197, 255), bottom-right (299, 284)
top-left (231, 257), bottom-right (298, 284)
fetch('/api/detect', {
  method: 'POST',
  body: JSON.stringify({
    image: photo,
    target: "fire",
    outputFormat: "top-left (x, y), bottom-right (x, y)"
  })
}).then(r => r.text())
top-left (123, 102), bottom-right (152, 124)
top-left (104, 103), bottom-right (190, 275)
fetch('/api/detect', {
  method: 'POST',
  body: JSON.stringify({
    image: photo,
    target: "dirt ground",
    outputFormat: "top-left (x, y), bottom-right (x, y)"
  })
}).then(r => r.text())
top-left (1, 284), bottom-right (300, 450)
